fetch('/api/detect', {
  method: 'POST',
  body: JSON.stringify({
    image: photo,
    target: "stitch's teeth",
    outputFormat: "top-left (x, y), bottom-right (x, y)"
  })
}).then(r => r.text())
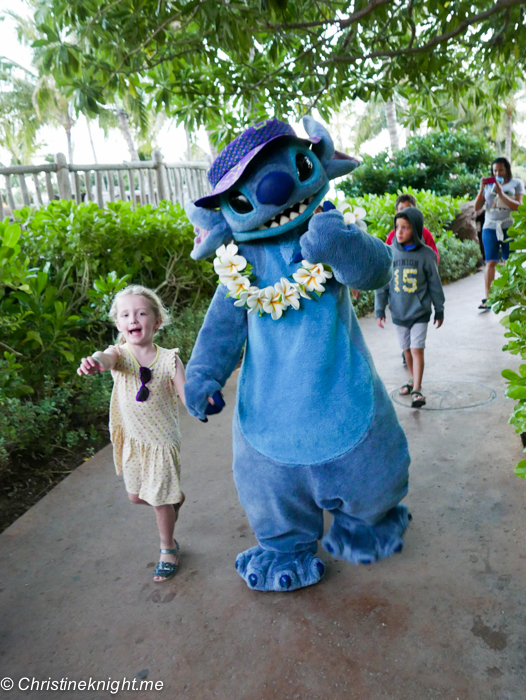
top-left (299, 203), bottom-right (308, 214)
top-left (270, 221), bottom-right (279, 228)
top-left (290, 211), bottom-right (299, 220)
top-left (279, 215), bottom-right (289, 225)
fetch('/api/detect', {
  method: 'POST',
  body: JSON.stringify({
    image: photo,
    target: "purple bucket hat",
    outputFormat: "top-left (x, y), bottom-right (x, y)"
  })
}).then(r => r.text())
top-left (195, 118), bottom-right (320, 208)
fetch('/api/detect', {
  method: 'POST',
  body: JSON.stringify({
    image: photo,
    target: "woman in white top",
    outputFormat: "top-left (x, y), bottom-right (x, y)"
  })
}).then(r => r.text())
top-left (474, 157), bottom-right (524, 309)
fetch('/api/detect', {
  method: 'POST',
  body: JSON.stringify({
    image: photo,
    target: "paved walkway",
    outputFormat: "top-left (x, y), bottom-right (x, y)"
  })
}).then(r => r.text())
top-left (1, 272), bottom-right (526, 700)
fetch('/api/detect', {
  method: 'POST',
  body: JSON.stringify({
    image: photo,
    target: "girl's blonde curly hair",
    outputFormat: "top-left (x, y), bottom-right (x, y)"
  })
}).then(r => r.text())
top-left (109, 285), bottom-right (171, 345)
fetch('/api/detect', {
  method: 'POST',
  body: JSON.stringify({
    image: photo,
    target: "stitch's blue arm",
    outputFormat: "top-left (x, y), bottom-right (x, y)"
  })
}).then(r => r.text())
top-left (184, 286), bottom-right (248, 420)
top-left (300, 210), bottom-right (393, 290)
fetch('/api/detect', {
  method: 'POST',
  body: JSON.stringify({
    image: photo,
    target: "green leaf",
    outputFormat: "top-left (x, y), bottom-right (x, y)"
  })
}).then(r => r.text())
top-left (24, 330), bottom-right (44, 346)
top-left (514, 460), bottom-right (526, 478)
top-left (3, 224), bottom-right (21, 248)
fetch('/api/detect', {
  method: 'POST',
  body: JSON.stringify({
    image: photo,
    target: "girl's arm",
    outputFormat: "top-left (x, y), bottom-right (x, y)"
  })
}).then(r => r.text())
top-left (474, 178), bottom-right (486, 212)
top-left (493, 180), bottom-right (524, 211)
top-left (172, 354), bottom-right (187, 407)
top-left (77, 347), bottom-right (119, 376)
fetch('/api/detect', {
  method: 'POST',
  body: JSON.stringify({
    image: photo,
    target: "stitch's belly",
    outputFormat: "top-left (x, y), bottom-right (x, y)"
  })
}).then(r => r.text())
top-left (236, 291), bottom-right (374, 465)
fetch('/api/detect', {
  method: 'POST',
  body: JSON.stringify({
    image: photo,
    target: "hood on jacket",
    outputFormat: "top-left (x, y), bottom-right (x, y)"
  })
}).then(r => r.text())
top-left (393, 207), bottom-right (424, 250)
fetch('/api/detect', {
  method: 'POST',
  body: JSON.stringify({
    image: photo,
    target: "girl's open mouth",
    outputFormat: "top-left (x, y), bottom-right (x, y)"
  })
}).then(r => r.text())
top-left (129, 328), bottom-right (142, 336)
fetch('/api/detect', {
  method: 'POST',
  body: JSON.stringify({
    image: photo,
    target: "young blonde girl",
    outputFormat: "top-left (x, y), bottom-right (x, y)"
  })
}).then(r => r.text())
top-left (77, 285), bottom-right (186, 582)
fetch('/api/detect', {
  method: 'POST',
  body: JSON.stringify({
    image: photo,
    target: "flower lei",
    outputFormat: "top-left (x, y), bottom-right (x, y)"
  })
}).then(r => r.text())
top-left (213, 242), bottom-right (333, 320)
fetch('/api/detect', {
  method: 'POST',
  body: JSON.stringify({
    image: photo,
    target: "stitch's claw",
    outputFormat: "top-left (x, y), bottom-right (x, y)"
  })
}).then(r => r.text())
top-left (322, 505), bottom-right (410, 564)
top-left (236, 545), bottom-right (325, 592)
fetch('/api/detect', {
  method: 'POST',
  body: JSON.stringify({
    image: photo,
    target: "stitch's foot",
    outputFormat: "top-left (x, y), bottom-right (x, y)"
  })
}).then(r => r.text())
top-left (322, 505), bottom-right (410, 564)
top-left (235, 545), bottom-right (325, 592)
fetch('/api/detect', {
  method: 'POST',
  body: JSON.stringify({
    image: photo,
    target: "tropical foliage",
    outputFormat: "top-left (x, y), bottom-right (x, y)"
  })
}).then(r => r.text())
top-left (488, 202), bottom-right (526, 477)
top-left (339, 131), bottom-right (494, 199)
top-left (16, 0), bottom-right (525, 145)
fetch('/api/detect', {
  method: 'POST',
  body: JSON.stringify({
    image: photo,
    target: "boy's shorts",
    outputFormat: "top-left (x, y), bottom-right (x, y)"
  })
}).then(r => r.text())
top-left (396, 322), bottom-right (428, 351)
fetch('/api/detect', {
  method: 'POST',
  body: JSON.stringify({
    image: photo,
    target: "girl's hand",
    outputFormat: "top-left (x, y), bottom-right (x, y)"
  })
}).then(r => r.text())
top-left (376, 317), bottom-right (386, 328)
top-left (77, 356), bottom-right (103, 376)
top-left (493, 180), bottom-right (503, 196)
top-left (434, 318), bottom-right (443, 328)
top-left (207, 396), bottom-right (215, 405)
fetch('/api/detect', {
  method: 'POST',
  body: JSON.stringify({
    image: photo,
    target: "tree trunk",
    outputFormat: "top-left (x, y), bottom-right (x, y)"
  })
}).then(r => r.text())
top-left (116, 108), bottom-right (139, 161)
top-left (505, 109), bottom-right (512, 163)
top-left (86, 119), bottom-right (98, 163)
top-left (185, 127), bottom-right (192, 161)
top-left (65, 126), bottom-right (74, 164)
top-left (206, 129), bottom-right (218, 160)
top-left (384, 99), bottom-right (400, 152)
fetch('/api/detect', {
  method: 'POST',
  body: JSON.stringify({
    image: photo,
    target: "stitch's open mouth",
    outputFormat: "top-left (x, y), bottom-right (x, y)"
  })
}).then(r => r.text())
top-left (257, 195), bottom-right (315, 230)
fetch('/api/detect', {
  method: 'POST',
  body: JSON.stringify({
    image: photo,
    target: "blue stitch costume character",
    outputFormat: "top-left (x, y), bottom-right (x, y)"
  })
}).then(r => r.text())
top-left (184, 117), bottom-right (411, 592)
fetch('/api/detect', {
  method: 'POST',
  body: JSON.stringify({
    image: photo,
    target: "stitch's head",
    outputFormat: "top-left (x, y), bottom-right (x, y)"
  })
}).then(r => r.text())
top-left (186, 117), bottom-right (359, 259)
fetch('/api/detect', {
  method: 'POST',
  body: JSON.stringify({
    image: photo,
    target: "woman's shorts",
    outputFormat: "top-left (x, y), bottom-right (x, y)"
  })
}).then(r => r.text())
top-left (482, 227), bottom-right (510, 262)
top-left (395, 322), bottom-right (428, 351)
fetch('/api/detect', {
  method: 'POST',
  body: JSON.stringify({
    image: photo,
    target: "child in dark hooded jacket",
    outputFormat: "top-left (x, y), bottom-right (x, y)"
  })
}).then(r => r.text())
top-left (375, 207), bottom-right (445, 408)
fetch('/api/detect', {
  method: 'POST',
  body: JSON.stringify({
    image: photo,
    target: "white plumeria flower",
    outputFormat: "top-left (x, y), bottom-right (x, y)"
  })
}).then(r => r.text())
top-left (215, 242), bottom-right (239, 258)
top-left (233, 286), bottom-right (259, 307)
top-left (226, 275), bottom-right (251, 298)
top-left (308, 263), bottom-right (333, 283)
top-left (292, 283), bottom-right (313, 299)
top-left (293, 265), bottom-right (327, 293)
top-left (262, 286), bottom-right (287, 320)
top-left (213, 242), bottom-right (247, 278)
top-left (336, 202), bottom-right (367, 230)
top-left (246, 288), bottom-right (267, 315)
top-left (275, 277), bottom-right (301, 310)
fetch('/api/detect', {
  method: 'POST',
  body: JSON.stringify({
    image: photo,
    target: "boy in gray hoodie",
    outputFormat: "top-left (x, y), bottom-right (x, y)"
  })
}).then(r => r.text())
top-left (375, 207), bottom-right (445, 408)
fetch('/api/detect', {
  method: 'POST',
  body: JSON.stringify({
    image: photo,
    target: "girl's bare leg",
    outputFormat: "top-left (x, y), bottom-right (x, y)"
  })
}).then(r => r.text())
top-left (410, 348), bottom-right (425, 392)
top-left (153, 504), bottom-right (178, 581)
top-left (128, 493), bottom-right (149, 506)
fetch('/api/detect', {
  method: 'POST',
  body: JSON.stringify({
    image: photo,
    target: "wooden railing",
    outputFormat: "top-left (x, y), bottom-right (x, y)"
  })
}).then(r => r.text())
top-left (0, 150), bottom-right (210, 217)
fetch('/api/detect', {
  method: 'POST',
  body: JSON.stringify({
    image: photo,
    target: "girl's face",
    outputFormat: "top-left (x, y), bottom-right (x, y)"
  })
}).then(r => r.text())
top-left (115, 295), bottom-right (161, 346)
top-left (492, 162), bottom-right (509, 182)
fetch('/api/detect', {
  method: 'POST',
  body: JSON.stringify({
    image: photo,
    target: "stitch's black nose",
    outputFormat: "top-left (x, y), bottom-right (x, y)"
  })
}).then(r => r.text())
top-left (256, 172), bottom-right (294, 206)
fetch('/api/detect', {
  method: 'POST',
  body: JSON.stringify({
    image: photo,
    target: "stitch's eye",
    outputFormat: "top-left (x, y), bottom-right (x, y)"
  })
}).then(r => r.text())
top-left (228, 190), bottom-right (254, 214)
top-left (296, 153), bottom-right (314, 182)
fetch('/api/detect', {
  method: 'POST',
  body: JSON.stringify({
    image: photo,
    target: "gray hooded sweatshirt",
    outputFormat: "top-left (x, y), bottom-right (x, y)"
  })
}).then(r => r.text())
top-left (375, 207), bottom-right (445, 327)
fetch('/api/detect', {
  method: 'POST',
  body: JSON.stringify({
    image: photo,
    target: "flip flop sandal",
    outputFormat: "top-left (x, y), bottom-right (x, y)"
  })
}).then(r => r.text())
top-left (478, 299), bottom-right (490, 310)
top-left (153, 540), bottom-right (180, 583)
top-left (399, 380), bottom-right (414, 395)
top-left (411, 390), bottom-right (426, 408)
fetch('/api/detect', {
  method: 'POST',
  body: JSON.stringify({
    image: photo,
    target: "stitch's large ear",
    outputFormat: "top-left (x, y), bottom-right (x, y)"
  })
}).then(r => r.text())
top-left (302, 115), bottom-right (335, 164)
top-left (185, 200), bottom-right (233, 260)
top-left (325, 153), bottom-right (360, 180)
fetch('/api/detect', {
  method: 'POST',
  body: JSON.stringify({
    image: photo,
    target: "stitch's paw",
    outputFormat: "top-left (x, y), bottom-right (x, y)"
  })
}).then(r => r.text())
top-left (322, 505), bottom-right (410, 564)
top-left (300, 209), bottom-right (346, 265)
top-left (235, 545), bottom-right (325, 592)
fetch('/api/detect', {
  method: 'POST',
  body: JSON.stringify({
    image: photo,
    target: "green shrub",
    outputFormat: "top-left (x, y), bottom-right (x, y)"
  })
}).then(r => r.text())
top-left (0, 200), bottom-right (214, 477)
top-left (334, 188), bottom-right (468, 242)
top-left (436, 235), bottom-right (481, 283)
top-left (488, 202), bottom-right (526, 477)
top-left (340, 131), bottom-right (493, 199)
top-left (0, 372), bottom-right (112, 469)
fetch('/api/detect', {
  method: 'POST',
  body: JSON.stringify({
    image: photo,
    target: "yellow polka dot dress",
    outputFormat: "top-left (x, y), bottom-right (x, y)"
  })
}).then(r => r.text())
top-left (109, 343), bottom-right (183, 506)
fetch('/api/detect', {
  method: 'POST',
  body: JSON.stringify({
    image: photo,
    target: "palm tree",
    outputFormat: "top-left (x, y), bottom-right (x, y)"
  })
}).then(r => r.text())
top-left (0, 59), bottom-right (41, 163)
top-left (32, 75), bottom-right (76, 162)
